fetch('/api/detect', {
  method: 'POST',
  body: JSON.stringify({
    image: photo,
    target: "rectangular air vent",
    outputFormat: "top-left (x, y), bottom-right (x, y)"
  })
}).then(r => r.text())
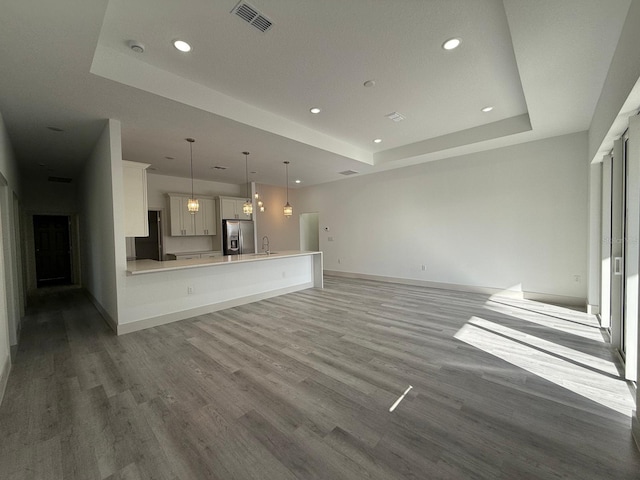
top-left (385, 111), bottom-right (406, 122)
top-left (213, 166), bottom-right (227, 170)
top-left (231, 1), bottom-right (273, 33)
top-left (48, 176), bottom-right (72, 183)
top-left (339, 170), bottom-right (359, 176)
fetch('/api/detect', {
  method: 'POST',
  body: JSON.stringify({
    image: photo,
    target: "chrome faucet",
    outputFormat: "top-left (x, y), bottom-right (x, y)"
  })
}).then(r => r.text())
top-left (262, 236), bottom-right (270, 254)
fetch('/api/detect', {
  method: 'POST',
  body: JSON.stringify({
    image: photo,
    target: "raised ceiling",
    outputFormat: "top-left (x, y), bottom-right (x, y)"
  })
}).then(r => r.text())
top-left (0, 0), bottom-right (632, 187)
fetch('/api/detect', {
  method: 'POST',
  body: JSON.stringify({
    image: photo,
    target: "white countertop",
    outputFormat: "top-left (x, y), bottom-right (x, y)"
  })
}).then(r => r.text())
top-left (127, 250), bottom-right (321, 275)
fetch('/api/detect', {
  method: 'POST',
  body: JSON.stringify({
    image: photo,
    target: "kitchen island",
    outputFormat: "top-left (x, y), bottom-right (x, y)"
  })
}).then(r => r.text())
top-left (119, 251), bottom-right (323, 334)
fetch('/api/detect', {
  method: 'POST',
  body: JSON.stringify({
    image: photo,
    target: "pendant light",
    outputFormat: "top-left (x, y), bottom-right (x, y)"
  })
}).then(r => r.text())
top-left (186, 138), bottom-right (199, 214)
top-left (254, 191), bottom-right (265, 212)
top-left (283, 161), bottom-right (293, 217)
top-left (242, 152), bottom-right (253, 215)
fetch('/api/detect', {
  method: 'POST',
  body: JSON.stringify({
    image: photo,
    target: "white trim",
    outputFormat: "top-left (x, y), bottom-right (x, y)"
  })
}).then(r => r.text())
top-left (324, 271), bottom-right (586, 308)
top-left (0, 353), bottom-right (11, 406)
top-left (84, 289), bottom-right (118, 333)
top-left (587, 304), bottom-right (600, 315)
top-left (117, 282), bottom-right (314, 335)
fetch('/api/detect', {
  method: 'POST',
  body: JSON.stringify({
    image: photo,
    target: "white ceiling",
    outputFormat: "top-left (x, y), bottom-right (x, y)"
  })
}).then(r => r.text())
top-left (0, 0), bottom-right (632, 188)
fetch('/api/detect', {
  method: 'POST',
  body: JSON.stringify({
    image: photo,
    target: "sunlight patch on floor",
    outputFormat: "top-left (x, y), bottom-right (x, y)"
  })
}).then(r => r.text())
top-left (483, 301), bottom-right (605, 343)
top-left (455, 317), bottom-right (633, 417)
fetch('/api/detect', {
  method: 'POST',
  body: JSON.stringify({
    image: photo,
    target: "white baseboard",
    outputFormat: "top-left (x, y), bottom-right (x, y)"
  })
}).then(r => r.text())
top-left (83, 289), bottom-right (118, 334)
top-left (323, 270), bottom-right (586, 308)
top-left (117, 282), bottom-right (314, 335)
top-left (0, 353), bottom-right (11, 407)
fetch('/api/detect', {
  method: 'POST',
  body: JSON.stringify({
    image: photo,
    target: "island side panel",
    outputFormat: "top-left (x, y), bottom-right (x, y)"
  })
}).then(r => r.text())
top-left (120, 254), bottom-right (314, 334)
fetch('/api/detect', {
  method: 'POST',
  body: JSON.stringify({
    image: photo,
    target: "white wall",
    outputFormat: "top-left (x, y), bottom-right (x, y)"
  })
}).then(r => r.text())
top-left (145, 173), bottom-right (243, 255)
top-left (78, 119), bottom-right (123, 328)
top-left (589, 0), bottom-right (640, 161)
top-left (255, 182), bottom-right (300, 252)
top-left (0, 112), bottom-right (22, 404)
top-left (296, 132), bottom-right (589, 303)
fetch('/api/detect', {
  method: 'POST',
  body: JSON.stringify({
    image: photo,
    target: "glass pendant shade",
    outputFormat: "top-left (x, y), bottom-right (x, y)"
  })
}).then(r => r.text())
top-left (243, 200), bottom-right (253, 215)
top-left (283, 202), bottom-right (293, 217)
top-left (187, 198), bottom-right (199, 214)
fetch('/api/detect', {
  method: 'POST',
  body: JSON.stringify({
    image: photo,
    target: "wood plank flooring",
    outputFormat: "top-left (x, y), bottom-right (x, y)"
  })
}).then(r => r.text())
top-left (1, 276), bottom-right (639, 479)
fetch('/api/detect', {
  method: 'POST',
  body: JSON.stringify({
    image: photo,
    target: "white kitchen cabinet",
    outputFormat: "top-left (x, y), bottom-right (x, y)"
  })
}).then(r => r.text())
top-left (122, 161), bottom-right (150, 237)
top-left (195, 197), bottom-right (216, 236)
top-left (218, 196), bottom-right (252, 220)
top-left (168, 193), bottom-right (215, 236)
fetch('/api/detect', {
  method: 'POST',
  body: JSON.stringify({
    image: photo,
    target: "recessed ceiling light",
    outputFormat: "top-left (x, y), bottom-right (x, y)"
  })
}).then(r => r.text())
top-left (363, 80), bottom-right (376, 88)
top-left (373, 138), bottom-right (382, 144)
top-left (481, 106), bottom-right (494, 113)
top-left (310, 107), bottom-right (321, 114)
top-left (47, 126), bottom-right (64, 132)
top-left (128, 40), bottom-right (145, 54)
top-left (442, 38), bottom-right (461, 50)
top-left (295, 179), bottom-right (301, 184)
top-left (165, 156), bottom-right (175, 160)
top-left (173, 40), bottom-right (192, 52)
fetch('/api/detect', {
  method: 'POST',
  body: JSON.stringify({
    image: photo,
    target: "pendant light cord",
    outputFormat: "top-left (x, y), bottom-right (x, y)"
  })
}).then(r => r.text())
top-left (286, 163), bottom-right (289, 203)
top-left (189, 140), bottom-right (194, 200)
top-left (245, 152), bottom-right (250, 199)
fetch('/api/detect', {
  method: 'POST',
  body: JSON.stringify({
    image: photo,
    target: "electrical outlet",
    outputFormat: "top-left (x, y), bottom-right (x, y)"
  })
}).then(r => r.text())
top-left (328, 236), bottom-right (334, 242)
top-left (338, 258), bottom-right (341, 264)
top-left (573, 275), bottom-right (581, 283)
top-left (187, 286), bottom-right (194, 294)
top-left (421, 264), bottom-right (426, 271)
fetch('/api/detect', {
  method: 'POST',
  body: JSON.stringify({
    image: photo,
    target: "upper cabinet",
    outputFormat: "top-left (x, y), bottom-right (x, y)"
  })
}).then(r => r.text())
top-left (218, 196), bottom-right (252, 220)
top-left (195, 197), bottom-right (216, 235)
top-left (123, 161), bottom-right (150, 237)
top-left (167, 193), bottom-right (216, 236)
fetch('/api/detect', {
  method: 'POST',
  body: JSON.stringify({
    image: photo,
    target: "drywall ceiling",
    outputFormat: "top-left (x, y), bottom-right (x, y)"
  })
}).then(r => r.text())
top-left (0, 0), bottom-right (632, 187)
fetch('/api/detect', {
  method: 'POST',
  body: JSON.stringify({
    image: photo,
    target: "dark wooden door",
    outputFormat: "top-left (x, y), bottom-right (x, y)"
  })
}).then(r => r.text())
top-left (34, 215), bottom-right (72, 287)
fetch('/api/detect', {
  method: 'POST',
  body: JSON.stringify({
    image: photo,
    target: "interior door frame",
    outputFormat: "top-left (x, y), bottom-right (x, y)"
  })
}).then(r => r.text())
top-left (25, 211), bottom-right (81, 293)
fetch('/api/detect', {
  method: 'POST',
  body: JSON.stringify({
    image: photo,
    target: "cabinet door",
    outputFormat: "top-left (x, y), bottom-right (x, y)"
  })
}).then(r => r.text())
top-left (237, 198), bottom-right (252, 220)
top-left (195, 198), bottom-right (216, 235)
top-left (169, 196), bottom-right (185, 236)
top-left (169, 196), bottom-right (196, 236)
top-left (123, 162), bottom-right (149, 237)
top-left (221, 198), bottom-right (237, 219)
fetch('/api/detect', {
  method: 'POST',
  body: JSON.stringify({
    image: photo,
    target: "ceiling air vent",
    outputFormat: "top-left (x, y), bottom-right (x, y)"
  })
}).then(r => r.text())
top-left (339, 170), bottom-right (359, 176)
top-left (385, 111), bottom-right (406, 122)
top-left (231, 2), bottom-right (273, 33)
top-left (48, 176), bottom-right (72, 183)
top-left (212, 166), bottom-right (227, 170)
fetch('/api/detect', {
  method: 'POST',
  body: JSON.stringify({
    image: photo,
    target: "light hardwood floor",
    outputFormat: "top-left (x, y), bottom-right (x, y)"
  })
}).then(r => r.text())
top-left (1, 276), bottom-right (639, 479)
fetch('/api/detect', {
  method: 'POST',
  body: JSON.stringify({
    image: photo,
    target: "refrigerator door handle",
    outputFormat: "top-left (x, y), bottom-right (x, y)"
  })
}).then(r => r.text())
top-left (239, 225), bottom-right (243, 254)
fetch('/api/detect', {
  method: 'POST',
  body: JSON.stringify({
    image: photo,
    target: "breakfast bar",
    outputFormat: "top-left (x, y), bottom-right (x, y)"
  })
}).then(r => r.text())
top-left (119, 250), bottom-right (323, 335)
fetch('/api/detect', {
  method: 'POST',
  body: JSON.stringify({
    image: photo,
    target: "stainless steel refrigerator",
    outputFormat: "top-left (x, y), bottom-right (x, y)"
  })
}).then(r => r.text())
top-left (222, 220), bottom-right (255, 255)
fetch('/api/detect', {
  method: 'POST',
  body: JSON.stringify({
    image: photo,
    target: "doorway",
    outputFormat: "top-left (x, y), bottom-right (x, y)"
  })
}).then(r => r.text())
top-left (300, 212), bottom-right (319, 251)
top-left (33, 215), bottom-right (72, 287)
top-left (134, 210), bottom-right (162, 260)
